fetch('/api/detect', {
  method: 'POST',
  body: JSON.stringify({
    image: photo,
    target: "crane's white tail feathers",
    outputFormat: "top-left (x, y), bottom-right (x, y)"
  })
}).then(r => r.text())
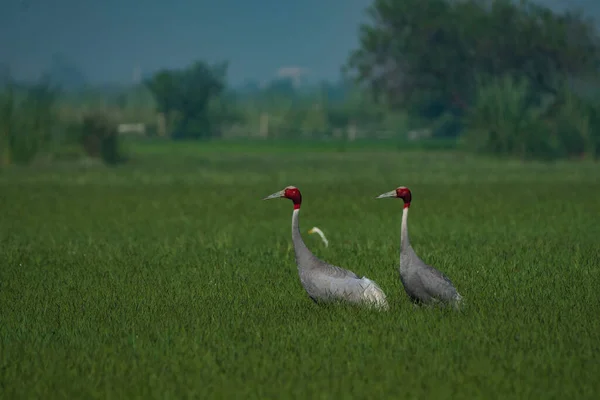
top-left (452, 293), bottom-right (465, 310)
top-left (360, 277), bottom-right (389, 311)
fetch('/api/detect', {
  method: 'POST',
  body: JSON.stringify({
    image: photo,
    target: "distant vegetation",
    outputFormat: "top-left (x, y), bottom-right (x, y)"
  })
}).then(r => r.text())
top-left (347, 0), bottom-right (600, 160)
top-left (0, 78), bottom-right (125, 166)
top-left (1, 0), bottom-right (599, 166)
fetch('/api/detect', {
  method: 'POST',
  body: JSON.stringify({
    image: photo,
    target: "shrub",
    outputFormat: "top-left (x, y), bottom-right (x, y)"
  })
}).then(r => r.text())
top-left (462, 75), bottom-right (599, 161)
top-left (0, 83), bottom-right (17, 165)
top-left (80, 112), bottom-right (125, 165)
top-left (587, 99), bottom-right (600, 159)
top-left (463, 75), bottom-right (547, 159)
top-left (0, 80), bottom-right (58, 165)
top-left (549, 85), bottom-right (599, 160)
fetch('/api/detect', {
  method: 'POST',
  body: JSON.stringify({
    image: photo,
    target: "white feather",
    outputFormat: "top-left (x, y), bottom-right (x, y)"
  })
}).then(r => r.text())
top-left (308, 226), bottom-right (329, 247)
top-left (358, 277), bottom-right (389, 310)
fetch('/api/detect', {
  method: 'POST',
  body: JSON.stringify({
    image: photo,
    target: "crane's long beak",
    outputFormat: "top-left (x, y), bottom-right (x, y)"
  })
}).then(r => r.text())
top-left (263, 190), bottom-right (284, 200)
top-left (376, 190), bottom-right (397, 199)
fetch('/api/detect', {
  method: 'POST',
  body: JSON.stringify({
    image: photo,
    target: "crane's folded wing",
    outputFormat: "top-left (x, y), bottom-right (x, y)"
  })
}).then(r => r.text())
top-left (418, 266), bottom-right (459, 301)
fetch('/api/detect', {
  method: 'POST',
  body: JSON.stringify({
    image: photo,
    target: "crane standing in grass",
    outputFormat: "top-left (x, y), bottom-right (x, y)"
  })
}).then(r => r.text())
top-left (264, 186), bottom-right (388, 310)
top-left (376, 186), bottom-right (463, 308)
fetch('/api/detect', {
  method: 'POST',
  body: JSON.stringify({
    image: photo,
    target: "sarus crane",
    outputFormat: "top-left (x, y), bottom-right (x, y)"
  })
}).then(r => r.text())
top-left (377, 186), bottom-right (463, 308)
top-left (264, 186), bottom-right (388, 310)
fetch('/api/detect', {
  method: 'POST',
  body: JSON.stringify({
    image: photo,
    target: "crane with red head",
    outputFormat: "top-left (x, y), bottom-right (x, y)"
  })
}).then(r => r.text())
top-left (263, 185), bottom-right (388, 309)
top-left (377, 186), bottom-right (463, 308)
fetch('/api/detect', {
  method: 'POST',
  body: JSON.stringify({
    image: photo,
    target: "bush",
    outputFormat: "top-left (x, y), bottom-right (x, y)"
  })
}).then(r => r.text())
top-left (549, 86), bottom-right (598, 159)
top-left (462, 75), bottom-right (599, 161)
top-left (0, 78), bottom-right (128, 167)
top-left (80, 112), bottom-right (125, 165)
top-left (0, 80), bottom-right (58, 165)
top-left (587, 99), bottom-right (600, 159)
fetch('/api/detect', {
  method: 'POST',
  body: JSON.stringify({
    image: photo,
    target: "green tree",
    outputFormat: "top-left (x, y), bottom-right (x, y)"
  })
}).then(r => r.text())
top-left (346, 0), bottom-right (600, 125)
top-left (145, 61), bottom-right (228, 139)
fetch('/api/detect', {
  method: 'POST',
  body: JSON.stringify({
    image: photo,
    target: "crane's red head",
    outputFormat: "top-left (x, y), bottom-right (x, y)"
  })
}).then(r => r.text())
top-left (263, 185), bottom-right (302, 209)
top-left (376, 186), bottom-right (412, 208)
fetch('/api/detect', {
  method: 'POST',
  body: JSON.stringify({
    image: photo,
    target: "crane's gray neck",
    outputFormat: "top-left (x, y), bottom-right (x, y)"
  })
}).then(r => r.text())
top-left (401, 206), bottom-right (411, 252)
top-left (291, 208), bottom-right (315, 269)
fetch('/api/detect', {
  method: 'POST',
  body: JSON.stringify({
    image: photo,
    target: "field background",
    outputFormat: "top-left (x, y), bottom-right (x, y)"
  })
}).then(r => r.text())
top-left (1, 141), bottom-right (599, 399)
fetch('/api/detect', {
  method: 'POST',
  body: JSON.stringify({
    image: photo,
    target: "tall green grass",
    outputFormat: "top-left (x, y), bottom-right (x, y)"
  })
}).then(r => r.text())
top-left (1, 148), bottom-right (599, 398)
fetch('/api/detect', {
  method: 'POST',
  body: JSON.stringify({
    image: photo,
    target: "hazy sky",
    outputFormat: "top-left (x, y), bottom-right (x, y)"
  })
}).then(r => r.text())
top-left (1, 0), bottom-right (372, 85)
top-left (1, 0), bottom-right (596, 85)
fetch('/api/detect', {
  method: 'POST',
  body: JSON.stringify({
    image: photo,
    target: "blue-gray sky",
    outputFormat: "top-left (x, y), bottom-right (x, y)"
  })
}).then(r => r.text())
top-left (1, 0), bottom-right (597, 85)
top-left (1, 0), bottom-right (371, 85)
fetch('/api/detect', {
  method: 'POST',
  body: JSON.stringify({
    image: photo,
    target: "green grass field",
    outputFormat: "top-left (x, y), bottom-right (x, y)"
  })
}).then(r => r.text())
top-left (1, 142), bottom-right (599, 399)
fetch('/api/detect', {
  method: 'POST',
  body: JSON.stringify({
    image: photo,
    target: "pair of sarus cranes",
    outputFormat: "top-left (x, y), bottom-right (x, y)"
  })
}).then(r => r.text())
top-left (263, 185), bottom-right (462, 311)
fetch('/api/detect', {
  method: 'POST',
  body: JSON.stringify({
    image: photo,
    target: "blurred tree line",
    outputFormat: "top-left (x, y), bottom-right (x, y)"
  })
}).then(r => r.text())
top-left (1, 0), bottom-right (599, 165)
top-left (143, 61), bottom-right (399, 142)
top-left (142, 0), bottom-right (600, 159)
top-left (346, 0), bottom-right (600, 160)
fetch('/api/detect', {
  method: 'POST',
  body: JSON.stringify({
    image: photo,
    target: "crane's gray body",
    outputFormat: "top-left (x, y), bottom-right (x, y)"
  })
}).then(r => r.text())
top-left (291, 209), bottom-right (388, 309)
top-left (399, 208), bottom-right (462, 307)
